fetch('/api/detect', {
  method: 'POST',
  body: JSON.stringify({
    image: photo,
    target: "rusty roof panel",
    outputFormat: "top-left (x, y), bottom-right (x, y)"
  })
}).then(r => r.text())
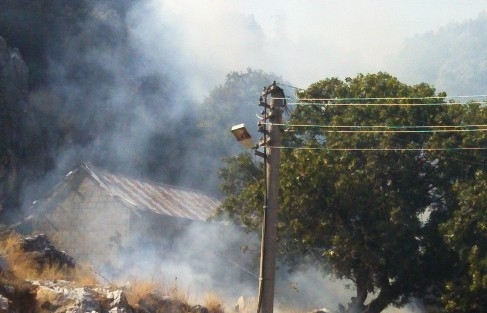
top-left (82, 163), bottom-right (219, 221)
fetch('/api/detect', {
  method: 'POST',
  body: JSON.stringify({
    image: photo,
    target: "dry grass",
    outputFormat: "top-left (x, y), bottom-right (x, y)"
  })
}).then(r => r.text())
top-left (168, 280), bottom-right (190, 304)
top-left (0, 232), bottom-right (230, 313)
top-left (124, 279), bottom-right (194, 313)
top-left (0, 232), bottom-right (43, 279)
top-left (0, 232), bottom-right (98, 285)
top-left (204, 292), bottom-right (225, 313)
top-left (123, 278), bottom-right (197, 312)
top-left (124, 280), bottom-right (162, 307)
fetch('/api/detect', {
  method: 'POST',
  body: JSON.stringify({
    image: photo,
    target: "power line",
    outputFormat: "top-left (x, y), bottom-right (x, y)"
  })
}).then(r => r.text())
top-left (386, 134), bottom-right (487, 165)
top-left (286, 101), bottom-right (487, 107)
top-left (270, 123), bottom-right (487, 129)
top-left (273, 95), bottom-right (487, 101)
top-left (275, 82), bottom-right (305, 91)
top-left (263, 89), bottom-right (487, 153)
top-left (263, 122), bottom-right (487, 134)
top-left (274, 82), bottom-right (487, 101)
top-left (270, 146), bottom-right (487, 151)
top-left (299, 95), bottom-right (487, 100)
top-left (287, 129), bottom-right (487, 134)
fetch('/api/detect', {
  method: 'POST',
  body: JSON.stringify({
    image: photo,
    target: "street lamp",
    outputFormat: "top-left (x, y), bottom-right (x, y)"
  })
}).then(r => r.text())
top-left (231, 124), bottom-right (255, 149)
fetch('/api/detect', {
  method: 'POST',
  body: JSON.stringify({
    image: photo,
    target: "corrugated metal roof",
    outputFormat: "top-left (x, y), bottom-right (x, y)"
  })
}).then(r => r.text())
top-left (81, 163), bottom-right (220, 221)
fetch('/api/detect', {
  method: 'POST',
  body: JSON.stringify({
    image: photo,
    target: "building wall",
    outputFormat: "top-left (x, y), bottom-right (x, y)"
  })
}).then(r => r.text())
top-left (34, 176), bottom-right (131, 267)
top-left (32, 173), bottom-right (226, 280)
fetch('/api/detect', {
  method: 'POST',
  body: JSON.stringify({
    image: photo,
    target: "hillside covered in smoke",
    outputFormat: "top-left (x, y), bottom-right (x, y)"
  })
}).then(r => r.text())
top-left (390, 12), bottom-right (487, 96)
top-left (0, 0), bottom-right (286, 219)
top-left (3, 0), bottom-right (486, 219)
top-left (0, 0), bottom-right (190, 213)
top-left (0, 2), bottom-right (286, 306)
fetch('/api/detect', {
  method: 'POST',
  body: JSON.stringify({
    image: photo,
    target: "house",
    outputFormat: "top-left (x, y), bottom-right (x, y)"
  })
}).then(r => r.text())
top-left (29, 162), bottom-right (221, 268)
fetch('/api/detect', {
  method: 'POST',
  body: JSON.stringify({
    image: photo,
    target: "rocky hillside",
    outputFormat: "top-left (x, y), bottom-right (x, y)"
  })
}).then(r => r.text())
top-left (0, 233), bottom-right (226, 313)
top-left (0, 36), bottom-right (29, 215)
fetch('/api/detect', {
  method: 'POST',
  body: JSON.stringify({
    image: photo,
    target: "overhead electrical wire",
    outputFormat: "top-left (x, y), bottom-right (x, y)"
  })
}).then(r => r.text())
top-left (272, 94), bottom-right (487, 102)
top-left (285, 101), bottom-right (487, 107)
top-left (255, 91), bottom-right (487, 152)
top-left (260, 122), bottom-right (487, 133)
top-left (293, 95), bottom-right (487, 100)
top-left (269, 94), bottom-right (487, 108)
top-left (255, 124), bottom-right (487, 148)
top-left (275, 82), bottom-right (487, 101)
top-left (275, 82), bottom-right (305, 91)
top-left (285, 129), bottom-right (487, 134)
top-left (269, 122), bottom-right (487, 128)
top-left (378, 133), bottom-right (487, 165)
top-left (269, 146), bottom-right (487, 152)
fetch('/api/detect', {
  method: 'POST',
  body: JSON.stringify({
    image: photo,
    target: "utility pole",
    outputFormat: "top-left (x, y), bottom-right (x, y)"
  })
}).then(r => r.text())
top-left (230, 82), bottom-right (285, 313)
top-left (258, 82), bottom-right (285, 313)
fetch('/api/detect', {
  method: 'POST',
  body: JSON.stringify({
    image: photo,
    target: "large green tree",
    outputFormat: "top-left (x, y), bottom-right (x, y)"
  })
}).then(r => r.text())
top-left (439, 171), bottom-right (487, 313)
top-left (218, 73), bottom-right (470, 313)
top-left (425, 102), bottom-right (487, 313)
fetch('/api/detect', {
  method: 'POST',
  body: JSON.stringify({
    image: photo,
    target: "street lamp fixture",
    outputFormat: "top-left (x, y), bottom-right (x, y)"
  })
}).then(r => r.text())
top-left (231, 124), bottom-right (255, 149)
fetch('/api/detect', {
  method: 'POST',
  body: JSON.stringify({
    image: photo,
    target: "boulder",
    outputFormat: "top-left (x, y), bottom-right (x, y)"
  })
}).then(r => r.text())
top-left (34, 280), bottom-right (134, 313)
top-left (0, 295), bottom-right (9, 313)
top-left (191, 304), bottom-right (209, 313)
top-left (107, 289), bottom-right (132, 313)
top-left (234, 296), bottom-right (246, 312)
top-left (20, 234), bottom-right (75, 269)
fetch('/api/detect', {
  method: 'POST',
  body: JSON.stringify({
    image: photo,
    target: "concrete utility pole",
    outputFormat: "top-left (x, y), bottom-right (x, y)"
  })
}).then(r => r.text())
top-left (258, 82), bottom-right (285, 313)
top-left (230, 82), bottom-right (285, 313)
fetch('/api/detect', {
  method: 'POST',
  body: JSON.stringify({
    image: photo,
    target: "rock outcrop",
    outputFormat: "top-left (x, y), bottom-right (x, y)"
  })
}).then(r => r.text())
top-left (32, 279), bottom-right (206, 313)
top-left (0, 37), bottom-right (28, 110)
top-left (0, 234), bottom-right (214, 313)
top-left (20, 234), bottom-right (75, 269)
top-left (34, 280), bottom-right (132, 313)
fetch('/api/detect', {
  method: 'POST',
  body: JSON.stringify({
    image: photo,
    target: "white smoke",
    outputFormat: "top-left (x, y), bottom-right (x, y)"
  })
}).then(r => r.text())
top-left (128, 0), bottom-right (486, 91)
top-left (16, 1), bottom-right (487, 312)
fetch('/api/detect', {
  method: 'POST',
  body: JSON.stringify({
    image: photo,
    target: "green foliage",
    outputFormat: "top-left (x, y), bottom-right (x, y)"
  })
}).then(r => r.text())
top-left (217, 153), bottom-right (264, 229)
top-left (439, 171), bottom-right (487, 313)
top-left (194, 68), bottom-right (286, 195)
top-left (197, 68), bottom-right (286, 156)
top-left (218, 73), bottom-right (487, 313)
top-left (281, 73), bottom-right (454, 313)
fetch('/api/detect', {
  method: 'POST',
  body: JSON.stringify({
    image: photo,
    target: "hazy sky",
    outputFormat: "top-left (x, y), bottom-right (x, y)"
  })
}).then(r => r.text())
top-left (133, 0), bottom-right (487, 96)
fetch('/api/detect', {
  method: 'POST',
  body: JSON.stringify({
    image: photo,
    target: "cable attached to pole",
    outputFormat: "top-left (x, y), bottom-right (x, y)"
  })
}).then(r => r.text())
top-left (256, 85), bottom-right (270, 313)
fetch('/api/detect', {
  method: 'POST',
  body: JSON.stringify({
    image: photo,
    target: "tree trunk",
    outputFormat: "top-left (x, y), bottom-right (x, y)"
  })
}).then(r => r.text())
top-left (339, 283), bottom-right (401, 313)
top-left (363, 285), bottom-right (400, 313)
top-left (340, 273), bottom-right (369, 313)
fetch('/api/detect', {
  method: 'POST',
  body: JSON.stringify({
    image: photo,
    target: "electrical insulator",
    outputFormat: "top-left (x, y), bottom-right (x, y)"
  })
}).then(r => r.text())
top-left (258, 121), bottom-right (269, 135)
top-left (258, 96), bottom-right (270, 108)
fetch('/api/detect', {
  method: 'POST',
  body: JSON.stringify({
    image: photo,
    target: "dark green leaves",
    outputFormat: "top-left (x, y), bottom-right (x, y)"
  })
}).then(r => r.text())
top-left (218, 72), bottom-right (487, 313)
